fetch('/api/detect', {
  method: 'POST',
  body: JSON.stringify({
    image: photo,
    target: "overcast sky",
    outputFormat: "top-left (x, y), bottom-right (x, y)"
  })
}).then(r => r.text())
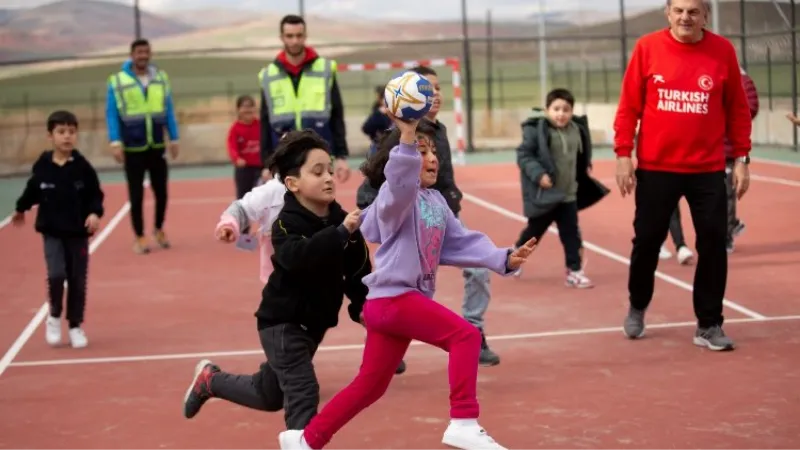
top-left (2, 0), bottom-right (667, 19)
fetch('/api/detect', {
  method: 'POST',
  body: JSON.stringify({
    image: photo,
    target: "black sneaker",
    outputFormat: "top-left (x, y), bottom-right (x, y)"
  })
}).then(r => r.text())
top-left (183, 359), bottom-right (220, 419)
top-left (395, 359), bottom-right (407, 375)
top-left (479, 332), bottom-right (500, 366)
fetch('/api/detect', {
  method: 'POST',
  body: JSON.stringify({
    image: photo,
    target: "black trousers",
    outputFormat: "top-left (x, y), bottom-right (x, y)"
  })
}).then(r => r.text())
top-left (123, 148), bottom-right (169, 237)
top-left (629, 169), bottom-right (728, 328)
top-left (516, 201), bottom-right (583, 271)
top-left (210, 324), bottom-right (323, 430)
top-left (234, 166), bottom-right (262, 199)
top-left (43, 235), bottom-right (89, 328)
top-left (724, 158), bottom-right (739, 243)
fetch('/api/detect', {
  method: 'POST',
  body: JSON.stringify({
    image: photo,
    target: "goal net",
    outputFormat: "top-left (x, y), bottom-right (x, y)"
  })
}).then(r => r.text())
top-left (336, 57), bottom-right (466, 166)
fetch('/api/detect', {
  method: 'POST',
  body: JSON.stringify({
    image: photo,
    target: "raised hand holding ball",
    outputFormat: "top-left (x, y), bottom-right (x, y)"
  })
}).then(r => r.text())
top-left (384, 71), bottom-right (434, 121)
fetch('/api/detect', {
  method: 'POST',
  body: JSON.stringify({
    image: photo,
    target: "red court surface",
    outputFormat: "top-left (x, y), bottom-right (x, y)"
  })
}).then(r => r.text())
top-left (1, 159), bottom-right (799, 449)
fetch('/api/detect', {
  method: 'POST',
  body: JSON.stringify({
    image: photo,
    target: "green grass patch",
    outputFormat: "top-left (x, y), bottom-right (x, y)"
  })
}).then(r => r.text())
top-left (1, 56), bottom-right (795, 117)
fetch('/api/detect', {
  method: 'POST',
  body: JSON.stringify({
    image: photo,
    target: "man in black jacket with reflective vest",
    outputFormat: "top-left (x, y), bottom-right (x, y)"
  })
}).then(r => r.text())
top-left (258, 14), bottom-right (351, 183)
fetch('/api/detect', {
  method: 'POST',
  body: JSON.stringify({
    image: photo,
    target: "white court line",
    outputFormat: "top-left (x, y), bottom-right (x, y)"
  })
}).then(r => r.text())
top-left (462, 192), bottom-right (769, 320)
top-left (750, 173), bottom-right (800, 188)
top-left (0, 214), bottom-right (10, 230)
top-left (0, 201), bottom-right (131, 378)
top-left (8, 314), bottom-right (800, 369)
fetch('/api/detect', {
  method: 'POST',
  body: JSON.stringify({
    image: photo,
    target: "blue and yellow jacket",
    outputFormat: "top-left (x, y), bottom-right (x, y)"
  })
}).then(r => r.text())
top-left (105, 59), bottom-right (179, 149)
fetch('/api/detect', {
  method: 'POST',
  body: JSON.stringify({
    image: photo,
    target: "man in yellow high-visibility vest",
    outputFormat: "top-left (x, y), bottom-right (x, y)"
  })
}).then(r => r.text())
top-left (258, 15), bottom-right (350, 183)
top-left (105, 38), bottom-right (180, 255)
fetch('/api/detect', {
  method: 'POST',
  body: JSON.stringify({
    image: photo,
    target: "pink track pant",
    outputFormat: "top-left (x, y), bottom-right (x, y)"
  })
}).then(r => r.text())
top-left (302, 290), bottom-right (482, 449)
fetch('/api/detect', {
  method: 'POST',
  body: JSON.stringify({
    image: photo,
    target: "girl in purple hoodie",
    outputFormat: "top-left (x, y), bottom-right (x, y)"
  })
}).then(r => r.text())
top-left (277, 116), bottom-right (537, 450)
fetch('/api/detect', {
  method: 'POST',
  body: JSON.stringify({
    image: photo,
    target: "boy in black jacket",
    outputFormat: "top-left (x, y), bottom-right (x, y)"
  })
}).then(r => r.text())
top-left (183, 130), bottom-right (371, 432)
top-left (13, 110), bottom-right (105, 349)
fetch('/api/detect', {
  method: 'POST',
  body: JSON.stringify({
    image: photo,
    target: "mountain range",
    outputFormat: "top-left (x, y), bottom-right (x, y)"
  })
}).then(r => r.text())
top-left (1, 0), bottom-right (792, 64)
top-left (0, 0), bottom-right (605, 63)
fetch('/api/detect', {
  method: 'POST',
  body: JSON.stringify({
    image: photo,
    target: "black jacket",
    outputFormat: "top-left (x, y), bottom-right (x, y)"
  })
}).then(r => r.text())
top-left (356, 117), bottom-right (463, 215)
top-left (15, 150), bottom-right (105, 238)
top-left (427, 119), bottom-right (463, 215)
top-left (516, 110), bottom-right (609, 218)
top-left (259, 56), bottom-right (348, 164)
top-left (362, 104), bottom-right (392, 144)
top-left (255, 192), bottom-right (371, 333)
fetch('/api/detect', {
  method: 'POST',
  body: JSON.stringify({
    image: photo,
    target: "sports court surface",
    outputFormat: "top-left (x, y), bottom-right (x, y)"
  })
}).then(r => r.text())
top-left (1, 152), bottom-right (799, 448)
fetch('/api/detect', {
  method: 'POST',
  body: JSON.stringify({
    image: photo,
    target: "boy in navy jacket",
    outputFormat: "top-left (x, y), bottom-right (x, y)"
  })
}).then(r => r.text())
top-left (13, 110), bottom-right (105, 349)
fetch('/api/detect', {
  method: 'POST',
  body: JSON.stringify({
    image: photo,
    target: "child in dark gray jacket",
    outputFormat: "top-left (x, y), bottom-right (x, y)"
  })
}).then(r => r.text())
top-left (514, 88), bottom-right (609, 288)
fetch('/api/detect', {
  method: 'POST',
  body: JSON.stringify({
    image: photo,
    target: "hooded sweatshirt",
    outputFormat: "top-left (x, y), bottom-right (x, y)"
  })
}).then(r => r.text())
top-left (359, 142), bottom-right (513, 301)
top-left (255, 192), bottom-right (371, 333)
top-left (16, 150), bottom-right (105, 238)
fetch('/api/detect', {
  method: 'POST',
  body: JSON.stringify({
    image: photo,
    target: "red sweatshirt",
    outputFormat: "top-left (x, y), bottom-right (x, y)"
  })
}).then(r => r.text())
top-left (613, 28), bottom-right (752, 173)
top-left (227, 119), bottom-right (262, 167)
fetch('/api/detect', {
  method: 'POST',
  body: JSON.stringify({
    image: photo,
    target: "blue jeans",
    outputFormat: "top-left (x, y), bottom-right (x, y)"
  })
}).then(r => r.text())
top-left (458, 217), bottom-right (492, 331)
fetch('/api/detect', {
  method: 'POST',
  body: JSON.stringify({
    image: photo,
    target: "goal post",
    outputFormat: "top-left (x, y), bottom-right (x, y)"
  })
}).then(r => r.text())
top-left (337, 57), bottom-right (467, 166)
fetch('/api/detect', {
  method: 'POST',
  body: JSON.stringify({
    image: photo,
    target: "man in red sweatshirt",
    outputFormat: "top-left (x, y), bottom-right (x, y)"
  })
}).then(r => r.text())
top-left (613, 0), bottom-right (752, 351)
top-left (724, 68), bottom-right (759, 253)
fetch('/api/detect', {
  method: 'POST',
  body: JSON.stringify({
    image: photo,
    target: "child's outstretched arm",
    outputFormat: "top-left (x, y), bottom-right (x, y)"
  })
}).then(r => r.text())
top-left (438, 208), bottom-right (513, 275)
top-left (216, 180), bottom-right (283, 240)
top-left (438, 197), bottom-right (537, 275)
top-left (374, 117), bottom-right (422, 233)
top-left (271, 212), bottom-right (353, 273)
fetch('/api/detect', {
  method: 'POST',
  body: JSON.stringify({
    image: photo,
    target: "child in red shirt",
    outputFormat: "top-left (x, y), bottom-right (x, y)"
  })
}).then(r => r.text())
top-left (227, 95), bottom-right (262, 199)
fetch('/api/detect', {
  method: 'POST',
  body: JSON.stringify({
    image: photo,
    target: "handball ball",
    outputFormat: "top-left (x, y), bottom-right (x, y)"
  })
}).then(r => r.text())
top-left (384, 71), bottom-right (434, 120)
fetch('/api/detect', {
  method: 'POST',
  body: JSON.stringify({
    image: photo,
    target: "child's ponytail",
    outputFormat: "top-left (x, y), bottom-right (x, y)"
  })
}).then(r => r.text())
top-left (360, 128), bottom-right (400, 189)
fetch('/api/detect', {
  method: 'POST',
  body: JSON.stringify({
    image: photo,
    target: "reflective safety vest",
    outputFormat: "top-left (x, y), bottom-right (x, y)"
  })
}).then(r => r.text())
top-left (258, 57), bottom-right (336, 147)
top-left (109, 69), bottom-right (170, 152)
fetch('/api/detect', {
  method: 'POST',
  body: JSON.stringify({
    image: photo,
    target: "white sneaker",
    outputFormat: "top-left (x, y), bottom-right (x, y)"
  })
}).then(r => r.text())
top-left (278, 430), bottom-right (312, 450)
top-left (676, 246), bottom-right (694, 265)
top-left (566, 270), bottom-right (593, 288)
top-left (45, 316), bottom-right (61, 346)
top-left (68, 327), bottom-right (88, 348)
top-left (442, 421), bottom-right (507, 450)
top-left (659, 245), bottom-right (672, 259)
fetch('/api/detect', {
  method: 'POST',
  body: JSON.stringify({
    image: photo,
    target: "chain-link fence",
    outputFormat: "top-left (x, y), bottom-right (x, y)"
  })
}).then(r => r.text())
top-left (0, 0), bottom-right (796, 175)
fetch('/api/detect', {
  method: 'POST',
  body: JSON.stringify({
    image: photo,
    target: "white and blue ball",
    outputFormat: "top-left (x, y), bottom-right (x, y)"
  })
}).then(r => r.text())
top-left (383, 71), bottom-right (434, 120)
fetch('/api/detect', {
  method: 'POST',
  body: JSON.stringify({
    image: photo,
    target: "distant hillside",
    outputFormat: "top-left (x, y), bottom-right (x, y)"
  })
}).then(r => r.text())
top-left (549, 0), bottom-right (796, 61)
top-left (160, 8), bottom-right (263, 29)
top-left (0, 0), bottom-right (194, 62)
top-left (559, 0), bottom-right (792, 37)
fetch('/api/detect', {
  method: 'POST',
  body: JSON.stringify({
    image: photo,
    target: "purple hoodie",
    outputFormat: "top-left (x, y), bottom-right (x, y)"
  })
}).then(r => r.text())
top-left (360, 142), bottom-right (512, 301)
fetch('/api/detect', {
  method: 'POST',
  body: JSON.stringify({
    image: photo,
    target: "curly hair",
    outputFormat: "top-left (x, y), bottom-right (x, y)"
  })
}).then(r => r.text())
top-left (266, 129), bottom-right (330, 182)
top-left (360, 119), bottom-right (437, 190)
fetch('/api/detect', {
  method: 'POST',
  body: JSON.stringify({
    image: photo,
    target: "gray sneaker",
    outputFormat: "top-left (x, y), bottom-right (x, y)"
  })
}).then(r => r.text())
top-left (623, 307), bottom-right (646, 339)
top-left (693, 325), bottom-right (735, 351)
top-left (479, 332), bottom-right (500, 366)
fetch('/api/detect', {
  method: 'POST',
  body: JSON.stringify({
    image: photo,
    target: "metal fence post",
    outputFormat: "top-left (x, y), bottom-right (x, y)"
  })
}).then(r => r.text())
top-left (766, 47), bottom-right (773, 111)
top-left (740, 0), bottom-right (747, 69)
top-left (791, 0), bottom-right (798, 151)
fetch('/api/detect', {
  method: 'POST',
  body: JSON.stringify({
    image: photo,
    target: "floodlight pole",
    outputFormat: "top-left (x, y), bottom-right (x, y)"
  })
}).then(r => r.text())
top-left (134, 0), bottom-right (142, 39)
